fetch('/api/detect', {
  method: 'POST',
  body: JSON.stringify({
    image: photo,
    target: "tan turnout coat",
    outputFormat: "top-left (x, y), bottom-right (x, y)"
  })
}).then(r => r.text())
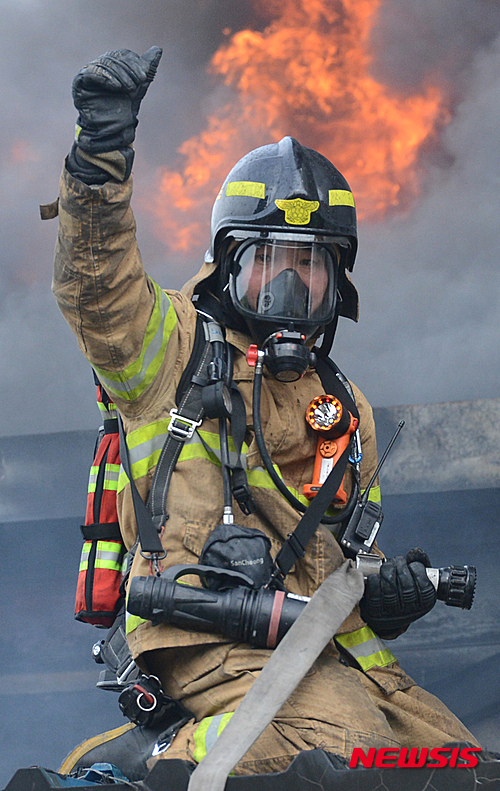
top-left (51, 168), bottom-right (477, 770)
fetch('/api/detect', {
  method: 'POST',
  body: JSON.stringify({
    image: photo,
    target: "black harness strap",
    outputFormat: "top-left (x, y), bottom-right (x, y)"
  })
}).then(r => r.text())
top-left (117, 414), bottom-right (164, 555)
top-left (272, 445), bottom-right (351, 581)
top-left (147, 320), bottom-right (215, 532)
top-left (315, 356), bottom-right (359, 421)
top-left (271, 357), bottom-right (360, 581)
top-left (228, 381), bottom-right (255, 515)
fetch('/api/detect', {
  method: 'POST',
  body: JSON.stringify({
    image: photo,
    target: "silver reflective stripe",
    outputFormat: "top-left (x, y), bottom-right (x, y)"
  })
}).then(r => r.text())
top-left (128, 428), bottom-right (169, 467)
top-left (104, 467), bottom-right (120, 483)
top-left (196, 432), bottom-right (247, 469)
top-left (95, 549), bottom-right (122, 563)
top-left (127, 429), bottom-right (245, 471)
top-left (96, 289), bottom-right (171, 396)
top-left (345, 635), bottom-right (389, 661)
top-left (204, 717), bottom-right (223, 754)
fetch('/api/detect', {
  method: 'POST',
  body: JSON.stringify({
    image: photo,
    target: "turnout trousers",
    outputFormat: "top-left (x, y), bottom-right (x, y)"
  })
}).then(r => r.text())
top-left (144, 641), bottom-right (478, 775)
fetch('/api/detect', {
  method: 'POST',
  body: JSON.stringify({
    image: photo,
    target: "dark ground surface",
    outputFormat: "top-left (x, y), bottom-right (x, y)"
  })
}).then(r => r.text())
top-left (0, 430), bottom-right (498, 786)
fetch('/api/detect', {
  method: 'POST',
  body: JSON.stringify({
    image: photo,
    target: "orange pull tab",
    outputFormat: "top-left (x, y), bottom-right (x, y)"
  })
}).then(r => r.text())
top-left (303, 395), bottom-right (358, 504)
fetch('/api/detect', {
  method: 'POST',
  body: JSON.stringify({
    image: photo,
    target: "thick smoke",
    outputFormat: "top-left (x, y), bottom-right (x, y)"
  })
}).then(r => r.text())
top-left (0, 0), bottom-right (500, 435)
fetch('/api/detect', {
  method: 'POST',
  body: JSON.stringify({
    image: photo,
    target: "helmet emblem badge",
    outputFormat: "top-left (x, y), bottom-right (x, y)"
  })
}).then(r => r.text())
top-left (275, 198), bottom-right (320, 225)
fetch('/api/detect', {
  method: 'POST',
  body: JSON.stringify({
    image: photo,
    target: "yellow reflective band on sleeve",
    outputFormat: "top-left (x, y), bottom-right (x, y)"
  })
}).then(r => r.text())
top-left (336, 626), bottom-right (396, 671)
top-left (93, 281), bottom-right (177, 402)
top-left (329, 189), bottom-right (355, 207)
top-left (226, 181), bottom-right (265, 199)
top-left (360, 484), bottom-right (381, 504)
top-left (192, 712), bottom-right (235, 763)
top-left (125, 611), bottom-right (148, 635)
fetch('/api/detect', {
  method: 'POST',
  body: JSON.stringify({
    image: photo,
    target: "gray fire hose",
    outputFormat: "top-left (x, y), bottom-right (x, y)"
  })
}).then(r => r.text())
top-left (186, 560), bottom-right (364, 791)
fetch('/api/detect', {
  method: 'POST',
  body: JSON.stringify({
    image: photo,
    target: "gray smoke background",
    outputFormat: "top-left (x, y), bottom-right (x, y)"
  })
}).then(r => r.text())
top-left (1, 0), bottom-right (500, 437)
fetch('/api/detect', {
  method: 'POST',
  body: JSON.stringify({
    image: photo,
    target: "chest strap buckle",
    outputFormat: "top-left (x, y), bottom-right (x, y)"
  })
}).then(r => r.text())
top-left (167, 409), bottom-right (202, 441)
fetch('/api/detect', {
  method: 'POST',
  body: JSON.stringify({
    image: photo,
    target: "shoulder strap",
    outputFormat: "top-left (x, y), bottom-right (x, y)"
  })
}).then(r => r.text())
top-left (272, 445), bottom-right (351, 581)
top-left (176, 314), bottom-right (207, 404)
top-left (271, 358), bottom-right (359, 582)
top-left (146, 319), bottom-right (214, 531)
top-left (117, 313), bottom-right (235, 553)
top-left (315, 356), bottom-right (359, 421)
top-left (118, 415), bottom-right (164, 554)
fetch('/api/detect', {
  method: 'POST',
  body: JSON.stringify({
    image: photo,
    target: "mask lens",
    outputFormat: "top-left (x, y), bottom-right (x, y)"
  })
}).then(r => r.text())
top-left (232, 237), bottom-right (337, 325)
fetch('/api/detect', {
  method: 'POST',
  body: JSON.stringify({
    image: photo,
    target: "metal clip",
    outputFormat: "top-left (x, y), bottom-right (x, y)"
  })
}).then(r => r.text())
top-left (167, 409), bottom-right (202, 440)
top-left (349, 429), bottom-right (363, 465)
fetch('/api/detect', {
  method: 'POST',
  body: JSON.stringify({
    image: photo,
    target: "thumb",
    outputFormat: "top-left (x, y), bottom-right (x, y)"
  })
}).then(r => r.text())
top-left (406, 547), bottom-right (432, 568)
top-left (141, 46), bottom-right (163, 82)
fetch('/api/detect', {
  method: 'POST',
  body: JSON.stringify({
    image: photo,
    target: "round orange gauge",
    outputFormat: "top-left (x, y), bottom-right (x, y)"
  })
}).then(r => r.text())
top-left (306, 395), bottom-right (343, 432)
top-left (319, 439), bottom-right (337, 458)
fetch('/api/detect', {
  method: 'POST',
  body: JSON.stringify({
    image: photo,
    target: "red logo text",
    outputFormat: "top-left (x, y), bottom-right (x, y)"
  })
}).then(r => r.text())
top-left (349, 746), bottom-right (481, 769)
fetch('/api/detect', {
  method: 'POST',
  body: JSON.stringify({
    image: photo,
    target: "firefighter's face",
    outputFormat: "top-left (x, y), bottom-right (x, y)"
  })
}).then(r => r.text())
top-left (244, 243), bottom-right (329, 312)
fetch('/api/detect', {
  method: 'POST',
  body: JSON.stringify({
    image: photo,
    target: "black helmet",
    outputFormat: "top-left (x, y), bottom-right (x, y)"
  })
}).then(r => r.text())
top-left (206, 137), bottom-right (359, 334)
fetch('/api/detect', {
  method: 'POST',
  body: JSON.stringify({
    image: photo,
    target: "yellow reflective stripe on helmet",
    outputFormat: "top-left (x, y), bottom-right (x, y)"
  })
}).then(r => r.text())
top-left (329, 189), bottom-right (355, 207)
top-left (226, 181), bottom-right (265, 199)
top-left (193, 712), bottom-right (235, 763)
top-left (336, 626), bottom-right (396, 671)
top-left (93, 282), bottom-right (177, 402)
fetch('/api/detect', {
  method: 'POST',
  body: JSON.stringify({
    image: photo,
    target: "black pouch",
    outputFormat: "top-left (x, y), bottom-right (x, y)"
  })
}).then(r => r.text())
top-left (199, 523), bottom-right (274, 589)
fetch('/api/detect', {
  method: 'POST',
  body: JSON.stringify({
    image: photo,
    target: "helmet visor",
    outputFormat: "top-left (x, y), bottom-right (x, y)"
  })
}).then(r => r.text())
top-left (229, 233), bottom-right (339, 327)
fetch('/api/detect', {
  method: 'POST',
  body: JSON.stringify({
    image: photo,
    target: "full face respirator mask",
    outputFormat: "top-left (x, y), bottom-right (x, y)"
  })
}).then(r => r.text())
top-left (223, 232), bottom-right (341, 381)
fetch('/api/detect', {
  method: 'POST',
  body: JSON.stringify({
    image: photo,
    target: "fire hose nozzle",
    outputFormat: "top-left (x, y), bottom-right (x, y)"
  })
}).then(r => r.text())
top-left (356, 554), bottom-right (476, 610)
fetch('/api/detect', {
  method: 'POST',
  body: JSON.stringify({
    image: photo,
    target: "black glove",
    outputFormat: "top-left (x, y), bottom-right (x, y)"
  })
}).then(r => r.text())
top-left (67, 46), bottom-right (162, 184)
top-left (359, 548), bottom-right (437, 639)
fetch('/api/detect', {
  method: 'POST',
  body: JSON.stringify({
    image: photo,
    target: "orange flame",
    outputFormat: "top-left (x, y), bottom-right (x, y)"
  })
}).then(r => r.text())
top-left (150, 0), bottom-right (449, 253)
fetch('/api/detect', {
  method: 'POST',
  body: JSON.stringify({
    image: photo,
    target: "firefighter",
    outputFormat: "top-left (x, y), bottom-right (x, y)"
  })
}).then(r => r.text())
top-left (51, 47), bottom-right (478, 775)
